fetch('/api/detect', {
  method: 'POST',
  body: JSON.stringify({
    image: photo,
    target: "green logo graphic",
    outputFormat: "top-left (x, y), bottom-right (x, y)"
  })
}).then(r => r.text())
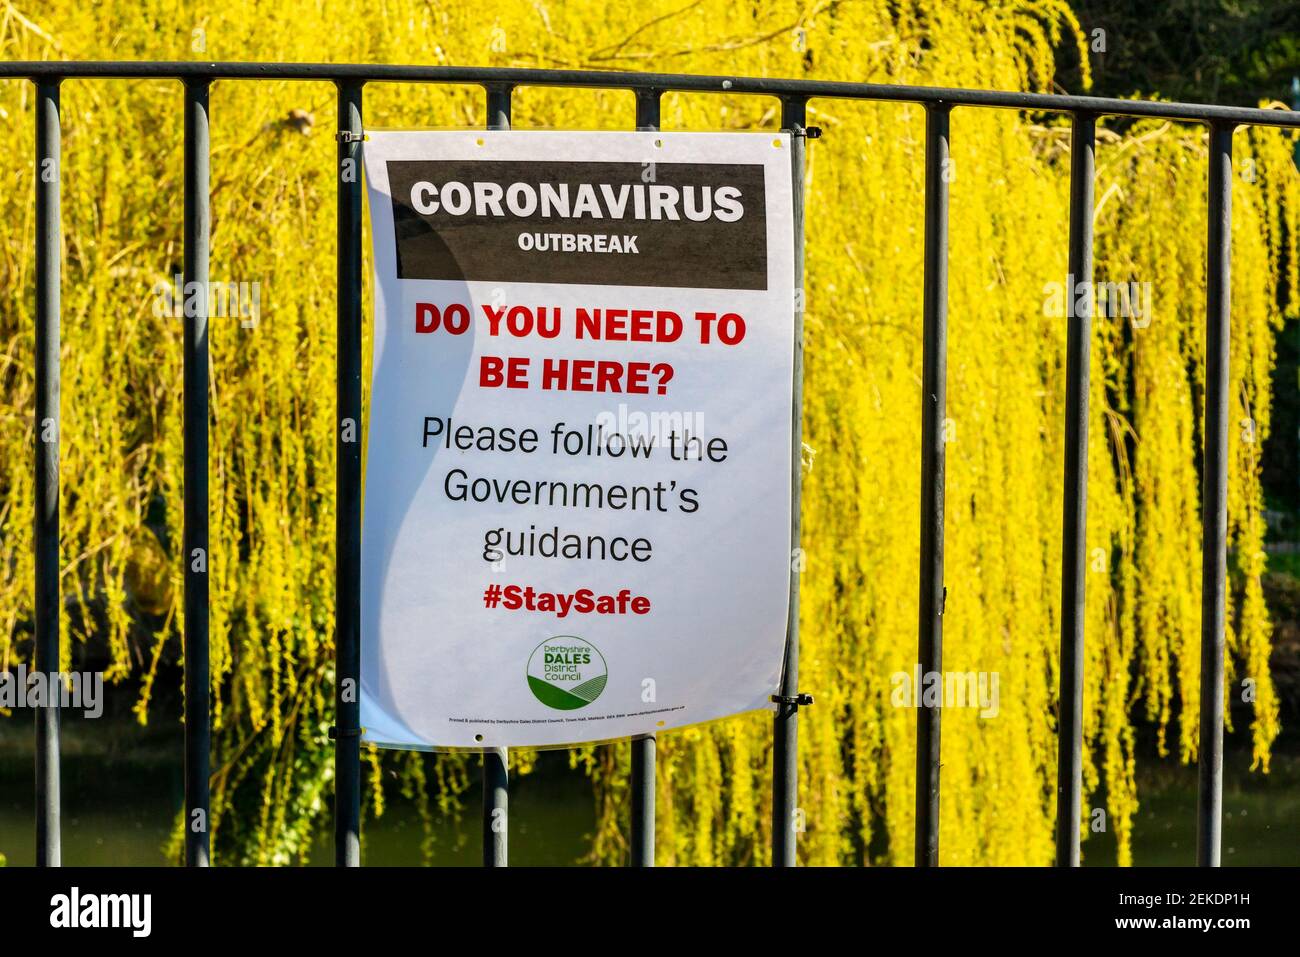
top-left (527, 636), bottom-right (607, 710)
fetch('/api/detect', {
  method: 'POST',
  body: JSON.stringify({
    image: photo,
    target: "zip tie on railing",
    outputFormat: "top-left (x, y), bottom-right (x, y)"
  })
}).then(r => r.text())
top-left (790, 125), bottom-right (822, 139)
top-left (328, 726), bottom-right (365, 739)
top-left (771, 693), bottom-right (814, 707)
top-left (335, 130), bottom-right (368, 143)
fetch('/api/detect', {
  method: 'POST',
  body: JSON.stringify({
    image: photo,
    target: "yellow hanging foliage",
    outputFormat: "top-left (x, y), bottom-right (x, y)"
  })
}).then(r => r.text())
top-left (0, 0), bottom-right (1293, 865)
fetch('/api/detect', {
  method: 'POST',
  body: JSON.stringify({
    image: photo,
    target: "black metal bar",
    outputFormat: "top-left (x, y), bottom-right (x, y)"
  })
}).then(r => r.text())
top-left (482, 749), bottom-right (508, 867)
top-left (634, 88), bottom-right (661, 131)
top-left (481, 84), bottom-right (511, 869)
top-left (34, 77), bottom-right (61, 869)
top-left (334, 79), bottom-right (364, 869)
top-left (485, 83), bottom-right (512, 132)
top-left (915, 102), bottom-right (950, 869)
top-left (630, 734), bottom-right (656, 866)
top-left (1197, 121), bottom-right (1233, 868)
top-left (772, 95), bottom-right (808, 868)
top-left (4, 63), bottom-right (1300, 129)
top-left (1055, 112), bottom-right (1095, 868)
top-left (630, 86), bottom-right (661, 869)
top-left (485, 84), bottom-right (511, 129)
top-left (182, 77), bottom-right (211, 868)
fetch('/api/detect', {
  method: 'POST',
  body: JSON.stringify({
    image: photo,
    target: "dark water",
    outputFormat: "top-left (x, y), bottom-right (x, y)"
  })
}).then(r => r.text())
top-left (0, 712), bottom-right (595, 866)
top-left (1, 713), bottom-right (1295, 866)
top-left (1080, 748), bottom-right (1300, 866)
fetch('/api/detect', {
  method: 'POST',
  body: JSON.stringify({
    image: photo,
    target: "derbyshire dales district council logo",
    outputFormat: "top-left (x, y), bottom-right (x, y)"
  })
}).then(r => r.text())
top-left (527, 636), bottom-right (607, 710)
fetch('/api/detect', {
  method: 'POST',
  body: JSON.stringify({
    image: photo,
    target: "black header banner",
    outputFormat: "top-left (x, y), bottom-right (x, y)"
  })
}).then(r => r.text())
top-left (387, 159), bottom-right (768, 290)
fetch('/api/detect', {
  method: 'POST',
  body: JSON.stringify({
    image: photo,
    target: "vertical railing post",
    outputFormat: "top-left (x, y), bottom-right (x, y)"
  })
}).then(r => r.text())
top-left (630, 86), bottom-right (662, 869)
top-left (1197, 121), bottom-right (1233, 868)
top-left (915, 102), bottom-right (950, 868)
top-left (34, 76), bottom-right (62, 869)
top-left (630, 733), bottom-right (656, 866)
top-left (482, 82), bottom-right (512, 869)
top-left (334, 79), bottom-right (364, 868)
top-left (182, 77), bottom-right (212, 868)
top-left (486, 83), bottom-right (512, 134)
top-left (772, 95), bottom-right (809, 868)
top-left (1055, 111), bottom-right (1095, 868)
top-left (482, 748), bottom-right (508, 867)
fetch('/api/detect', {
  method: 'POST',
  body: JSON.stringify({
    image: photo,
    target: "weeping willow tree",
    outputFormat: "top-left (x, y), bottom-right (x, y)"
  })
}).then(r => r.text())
top-left (0, 0), bottom-right (1293, 865)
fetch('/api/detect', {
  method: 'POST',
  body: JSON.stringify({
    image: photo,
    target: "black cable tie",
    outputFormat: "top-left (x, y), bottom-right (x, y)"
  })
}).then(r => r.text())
top-left (328, 725), bottom-right (364, 739)
top-left (770, 692), bottom-right (815, 707)
top-left (791, 125), bottom-right (822, 139)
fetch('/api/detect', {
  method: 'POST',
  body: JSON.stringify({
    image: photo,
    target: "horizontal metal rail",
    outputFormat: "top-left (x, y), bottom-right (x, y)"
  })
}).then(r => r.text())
top-left (1, 61), bottom-right (1299, 127)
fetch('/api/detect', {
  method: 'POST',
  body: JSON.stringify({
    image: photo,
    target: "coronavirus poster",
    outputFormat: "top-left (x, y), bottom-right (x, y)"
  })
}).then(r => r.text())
top-left (360, 130), bottom-right (794, 749)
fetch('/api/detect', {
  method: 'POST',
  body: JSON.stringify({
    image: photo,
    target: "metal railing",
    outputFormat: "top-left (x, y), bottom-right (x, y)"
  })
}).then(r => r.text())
top-left (9, 60), bottom-right (1300, 868)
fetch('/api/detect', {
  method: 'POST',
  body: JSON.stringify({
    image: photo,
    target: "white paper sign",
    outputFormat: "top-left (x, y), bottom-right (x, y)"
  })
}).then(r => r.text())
top-left (360, 130), bottom-right (794, 749)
